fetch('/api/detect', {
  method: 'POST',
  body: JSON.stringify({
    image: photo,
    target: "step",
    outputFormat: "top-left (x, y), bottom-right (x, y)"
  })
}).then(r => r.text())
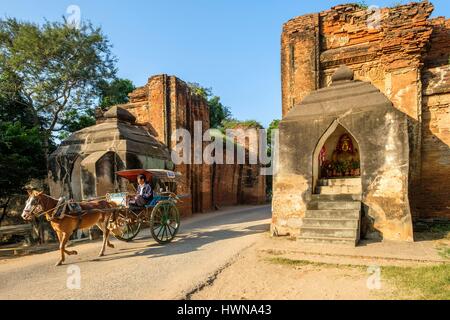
top-left (300, 227), bottom-right (358, 238)
top-left (311, 194), bottom-right (362, 201)
top-left (318, 178), bottom-right (361, 187)
top-left (298, 236), bottom-right (357, 246)
top-left (316, 201), bottom-right (361, 210)
top-left (316, 185), bottom-right (362, 195)
top-left (302, 218), bottom-right (359, 228)
top-left (305, 209), bottom-right (360, 219)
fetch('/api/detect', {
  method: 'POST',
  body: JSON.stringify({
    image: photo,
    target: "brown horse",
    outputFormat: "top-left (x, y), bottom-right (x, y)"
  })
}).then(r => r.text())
top-left (22, 190), bottom-right (118, 266)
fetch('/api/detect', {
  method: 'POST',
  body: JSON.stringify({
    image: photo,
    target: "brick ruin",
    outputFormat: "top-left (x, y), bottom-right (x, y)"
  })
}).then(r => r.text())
top-left (119, 75), bottom-right (266, 215)
top-left (49, 74), bottom-right (266, 217)
top-left (273, 1), bottom-right (450, 242)
top-left (281, 0), bottom-right (450, 219)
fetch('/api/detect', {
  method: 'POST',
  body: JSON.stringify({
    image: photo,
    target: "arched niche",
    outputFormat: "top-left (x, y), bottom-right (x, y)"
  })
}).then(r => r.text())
top-left (95, 152), bottom-right (124, 197)
top-left (312, 120), bottom-right (361, 193)
top-left (70, 156), bottom-right (83, 201)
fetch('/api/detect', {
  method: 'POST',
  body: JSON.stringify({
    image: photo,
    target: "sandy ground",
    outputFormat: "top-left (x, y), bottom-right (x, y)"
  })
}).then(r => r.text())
top-left (1, 204), bottom-right (447, 300)
top-left (0, 205), bottom-right (271, 300)
top-left (191, 234), bottom-right (448, 300)
top-left (191, 237), bottom-right (387, 300)
top-left (192, 247), bottom-right (384, 300)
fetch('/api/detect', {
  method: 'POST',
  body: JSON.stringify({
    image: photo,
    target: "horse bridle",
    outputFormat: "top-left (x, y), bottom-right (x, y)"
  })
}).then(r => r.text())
top-left (24, 196), bottom-right (43, 219)
top-left (25, 195), bottom-right (56, 220)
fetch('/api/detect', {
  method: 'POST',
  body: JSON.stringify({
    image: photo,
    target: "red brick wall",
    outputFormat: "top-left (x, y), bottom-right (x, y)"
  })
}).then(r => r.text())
top-left (123, 74), bottom-right (267, 216)
top-left (281, 13), bottom-right (320, 116)
top-left (418, 18), bottom-right (450, 219)
top-left (213, 164), bottom-right (240, 207)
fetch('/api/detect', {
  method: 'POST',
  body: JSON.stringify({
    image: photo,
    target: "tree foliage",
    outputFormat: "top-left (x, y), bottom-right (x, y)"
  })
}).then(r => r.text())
top-left (57, 107), bottom-right (96, 140)
top-left (188, 82), bottom-right (232, 128)
top-left (0, 17), bottom-right (116, 145)
top-left (0, 122), bottom-right (46, 198)
top-left (57, 78), bottom-right (135, 140)
top-left (221, 119), bottom-right (264, 131)
top-left (265, 119), bottom-right (280, 196)
top-left (98, 78), bottom-right (135, 109)
top-left (0, 88), bottom-right (34, 124)
top-left (266, 119), bottom-right (280, 158)
top-left (267, 119), bottom-right (280, 144)
top-left (0, 88), bottom-right (46, 199)
top-left (352, 1), bottom-right (369, 9)
top-left (208, 96), bottom-right (232, 129)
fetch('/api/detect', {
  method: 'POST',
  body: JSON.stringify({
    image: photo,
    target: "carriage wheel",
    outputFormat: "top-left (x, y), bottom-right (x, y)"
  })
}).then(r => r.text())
top-left (150, 201), bottom-right (180, 244)
top-left (112, 210), bottom-right (142, 242)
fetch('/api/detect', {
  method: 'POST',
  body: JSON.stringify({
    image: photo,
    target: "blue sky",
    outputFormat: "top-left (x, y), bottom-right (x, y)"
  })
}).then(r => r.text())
top-left (1, 1), bottom-right (449, 127)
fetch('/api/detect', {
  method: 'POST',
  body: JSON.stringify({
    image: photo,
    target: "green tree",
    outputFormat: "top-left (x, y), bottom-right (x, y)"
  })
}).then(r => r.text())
top-left (0, 88), bottom-right (34, 124)
top-left (221, 119), bottom-right (264, 131)
top-left (267, 119), bottom-right (280, 148)
top-left (57, 78), bottom-right (135, 140)
top-left (0, 89), bottom-right (47, 224)
top-left (57, 108), bottom-right (97, 140)
top-left (188, 83), bottom-right (212, 99)
top-left (208, 96), bottom-right (232, 129)
top-left (352, 1), bottom-right (369, 9)
top-left (98, 78), bottom-right (135, 109)
top-left (0, 18), bottom-right (116, 168)
top-left (188, 83), bottom-right (232, 128)
top-left (265, 119), bottom-right (280, 197)
top-left (0, 122), bottom-right (46, 197)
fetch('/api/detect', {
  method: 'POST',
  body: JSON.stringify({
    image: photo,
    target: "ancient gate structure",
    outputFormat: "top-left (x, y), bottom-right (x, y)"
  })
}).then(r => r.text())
top-left (272, 1), bottom-right (450, 243)
top-left (49, 75), bottom-right (267, 217)
top-left (48, 106), bottom-right (172, 201)
top-left (275, 66), bottom-right (412, 244)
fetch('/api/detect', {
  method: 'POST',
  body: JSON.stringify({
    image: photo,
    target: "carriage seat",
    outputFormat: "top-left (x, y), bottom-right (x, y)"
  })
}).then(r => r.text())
top-left (144, 195), bottom-right (170, 208)
top-left (128, 196), bottom-right (161, 211)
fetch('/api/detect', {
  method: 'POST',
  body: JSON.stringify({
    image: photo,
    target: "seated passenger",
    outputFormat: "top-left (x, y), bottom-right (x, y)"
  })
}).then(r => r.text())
top-left (129, 174), bottom-right (152, 207)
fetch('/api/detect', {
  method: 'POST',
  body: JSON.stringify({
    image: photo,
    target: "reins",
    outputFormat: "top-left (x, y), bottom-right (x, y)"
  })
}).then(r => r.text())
top-left (35, 202), bottom-right (65, 219)
top-left (34, 195), bottom-right (109, 221)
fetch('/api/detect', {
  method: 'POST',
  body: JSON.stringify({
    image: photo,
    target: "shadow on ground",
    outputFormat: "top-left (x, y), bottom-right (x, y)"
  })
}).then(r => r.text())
top-left (92, 222), bottom-right (270, 263)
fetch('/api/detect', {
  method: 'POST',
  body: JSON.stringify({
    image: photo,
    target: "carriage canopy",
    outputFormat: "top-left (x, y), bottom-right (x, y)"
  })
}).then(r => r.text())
top-left (116, 169), bottom-right (182, 183)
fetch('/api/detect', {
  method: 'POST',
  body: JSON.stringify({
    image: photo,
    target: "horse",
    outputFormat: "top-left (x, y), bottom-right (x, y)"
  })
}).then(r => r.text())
top-left (22, 190), bottom-right (118, 266)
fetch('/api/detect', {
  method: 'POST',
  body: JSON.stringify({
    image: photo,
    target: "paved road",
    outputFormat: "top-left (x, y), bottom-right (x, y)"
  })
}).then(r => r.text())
top-left (0, 205), bottom-right (270, 300)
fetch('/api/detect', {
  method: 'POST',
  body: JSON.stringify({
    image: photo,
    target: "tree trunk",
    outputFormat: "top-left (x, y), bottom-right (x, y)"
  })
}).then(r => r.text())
top-left (41, 132), bottom-right (51, 243)
top-left (43, 132), bottom-right (51, 175)
top-left (0, 198), bottom-right (11, 227)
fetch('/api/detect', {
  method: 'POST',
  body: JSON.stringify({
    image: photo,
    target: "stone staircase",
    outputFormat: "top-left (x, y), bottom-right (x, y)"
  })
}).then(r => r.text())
top-left (299, 178), bottom-right (362, 246)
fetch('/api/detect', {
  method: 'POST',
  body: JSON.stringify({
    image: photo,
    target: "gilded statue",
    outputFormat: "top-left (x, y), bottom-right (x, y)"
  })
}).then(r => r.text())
top-left (320, 134), bottom-right (360, 178)
top-left (332, 134), bottom-right (357, 163)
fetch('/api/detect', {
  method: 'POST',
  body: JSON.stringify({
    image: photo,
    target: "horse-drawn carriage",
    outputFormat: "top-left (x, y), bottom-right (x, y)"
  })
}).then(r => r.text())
top-left (21, 169), bottom-right (183, 266)
top-left (108, 169), bottom-right (182, 244)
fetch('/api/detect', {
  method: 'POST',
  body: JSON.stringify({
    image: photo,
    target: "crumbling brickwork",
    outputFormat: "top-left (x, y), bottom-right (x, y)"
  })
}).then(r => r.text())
top-left (280, 1), bottom-right (449, 222)
top-left (419, 17), bottom-right (450, 218)
top-left (121, 75), bottom-right (266, 216)
top-left (51, 73), bottom-right (267, 217)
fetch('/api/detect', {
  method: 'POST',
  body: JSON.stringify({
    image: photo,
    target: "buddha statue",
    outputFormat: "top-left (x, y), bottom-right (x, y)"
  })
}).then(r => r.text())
top-left (332, 134), bottom-right (356, 162)
top-left (331, 134), bottom-right (359, 177)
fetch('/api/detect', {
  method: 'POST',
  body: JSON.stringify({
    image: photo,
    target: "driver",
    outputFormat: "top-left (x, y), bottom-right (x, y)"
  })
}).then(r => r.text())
top-left (129, 174), bottom-right (153, 207)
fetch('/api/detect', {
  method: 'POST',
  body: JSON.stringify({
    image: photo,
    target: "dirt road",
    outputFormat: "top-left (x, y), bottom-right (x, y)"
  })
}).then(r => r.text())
top-left (0, 205), bottom-right (271, 300)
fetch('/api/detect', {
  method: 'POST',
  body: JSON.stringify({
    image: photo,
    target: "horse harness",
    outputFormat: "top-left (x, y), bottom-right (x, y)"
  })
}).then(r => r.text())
top-left (56, 198), bottom-right (84, 230)
top-left (39, 197), bottom-right (85, 231)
